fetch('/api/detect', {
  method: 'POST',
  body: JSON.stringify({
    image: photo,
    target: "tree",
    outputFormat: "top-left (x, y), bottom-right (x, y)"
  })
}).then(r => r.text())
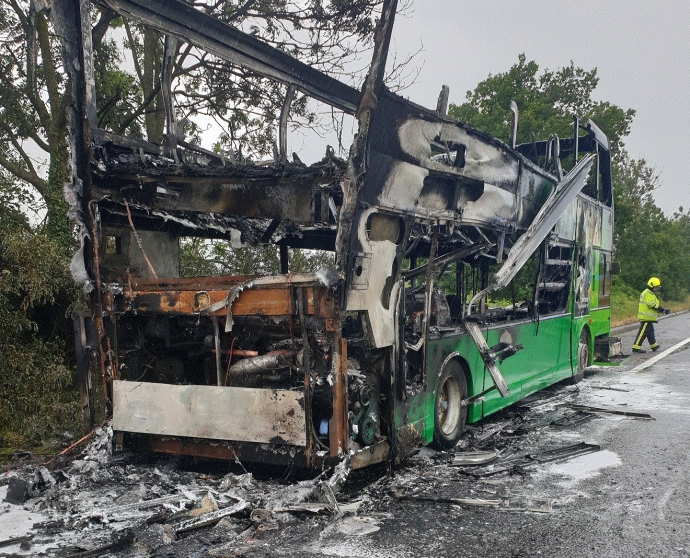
top-left (0, 1), bottom-right (73, 249)
top-left (89, 1), bottom-right (392, 159)
top-left (0, 167), bottom-right (31, 231)
top-left (448, 53), bottom-right (635, 154)
top-left (180, 239), bottom-right (334, 278)
top-left (448, 55), bottom-right (690, 302)
top-left (0, 226), bottom-right (81, 448)
top-left (612, 154), bottom-right (663, 288)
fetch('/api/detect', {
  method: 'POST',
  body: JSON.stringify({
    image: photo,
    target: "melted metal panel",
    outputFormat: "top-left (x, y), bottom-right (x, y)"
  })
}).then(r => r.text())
top-left (345, 207), bottom-right (401, 348)
top-left (362, 92), bottom-right (557, 229)
top-left (113, 381), bottom-right (307, 446)
top-left (489, 155), bottom-right (595, 291)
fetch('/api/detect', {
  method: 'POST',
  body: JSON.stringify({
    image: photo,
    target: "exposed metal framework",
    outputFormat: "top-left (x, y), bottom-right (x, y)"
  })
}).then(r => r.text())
top-left (57, 0), bottom-right (615, 470)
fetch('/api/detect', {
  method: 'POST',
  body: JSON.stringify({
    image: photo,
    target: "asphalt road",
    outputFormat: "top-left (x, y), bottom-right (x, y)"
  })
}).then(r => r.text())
top-left (3, 314), bottom-right (689, 558)
top-left (262, 312), bottom-right (690, 558)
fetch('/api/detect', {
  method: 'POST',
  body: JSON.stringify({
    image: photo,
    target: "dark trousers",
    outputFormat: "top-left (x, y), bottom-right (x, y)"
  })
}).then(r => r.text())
top-left (633, 321), bottom-right (658, 350)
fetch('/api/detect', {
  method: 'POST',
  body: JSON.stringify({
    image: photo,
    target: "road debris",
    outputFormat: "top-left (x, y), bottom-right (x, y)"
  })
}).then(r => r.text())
top-left (585, 383), bottom-right (632, 393)
top-left (501, 500), bottom-right (554, 514)
top-left (3, 476), bottom-right (31, 505)
top-left (549, 410), bottom-right (595, 428)
top-left (571, 404), bottom-right (654, 419)
top-left (460, 442), bottom-right (602, 477)
top-left (400, 495), bottom-right (502, 508)
top-left (0, 370), bottom-right (643, 556)
top-left (451, 451), bottom-right (499, 466)
top-left (173, 499), bottom-right (250, 534)
top-left (469, 421), bottom-right (514, 443)
top-left (0, 534), bottom-right (33, 549)
top-left (321, 516), bottom-right (381, 537)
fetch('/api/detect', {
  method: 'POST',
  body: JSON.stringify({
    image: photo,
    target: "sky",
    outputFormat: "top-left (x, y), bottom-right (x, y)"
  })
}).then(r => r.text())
top-left (56, 1), bottom-right (687, 218)
top-left (378, 0), bottom-right (690, 215)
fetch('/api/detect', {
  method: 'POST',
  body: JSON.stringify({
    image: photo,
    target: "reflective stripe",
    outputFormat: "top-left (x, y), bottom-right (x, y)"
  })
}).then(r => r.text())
top-left (637, 288), bottom-right (659, 321)
top-left (633, 323), bottom-right (648, 348)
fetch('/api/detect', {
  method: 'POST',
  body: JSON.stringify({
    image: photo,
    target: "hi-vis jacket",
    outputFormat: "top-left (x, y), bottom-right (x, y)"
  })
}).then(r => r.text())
top-left (637, 288), bottom-right (660, 322)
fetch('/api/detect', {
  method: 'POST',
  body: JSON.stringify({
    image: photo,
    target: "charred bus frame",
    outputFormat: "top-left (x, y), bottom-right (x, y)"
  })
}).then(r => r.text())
top-left (57, 0), bottom-right (617, 469)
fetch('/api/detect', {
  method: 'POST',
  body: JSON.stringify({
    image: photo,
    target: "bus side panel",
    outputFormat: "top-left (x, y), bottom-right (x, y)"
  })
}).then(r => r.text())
top-left (426, 332), bottom-right (524, 425)
top-left (392, 388), bottom-right (435, 448)
top-left (479, 315), bottom-right (572, 416)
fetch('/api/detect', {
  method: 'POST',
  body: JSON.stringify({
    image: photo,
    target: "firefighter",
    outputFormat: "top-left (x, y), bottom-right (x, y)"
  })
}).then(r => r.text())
top-left (632, 277), bottom-right (670, 353)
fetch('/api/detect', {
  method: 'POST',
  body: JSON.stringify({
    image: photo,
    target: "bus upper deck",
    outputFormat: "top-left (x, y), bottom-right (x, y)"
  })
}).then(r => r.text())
top-left (60, 0), bottom-right (616, 469)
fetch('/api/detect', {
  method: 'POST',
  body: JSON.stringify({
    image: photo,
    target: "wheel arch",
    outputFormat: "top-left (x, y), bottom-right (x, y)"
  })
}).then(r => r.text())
top-left (431, 353), bottom-right (469, 450)
top-left (578, 323), bottom-right (593, 366)
top-left (435, 352), bottom-right (472, 396)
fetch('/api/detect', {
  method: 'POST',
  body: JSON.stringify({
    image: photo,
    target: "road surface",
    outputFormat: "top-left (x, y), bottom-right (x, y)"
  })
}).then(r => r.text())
top-left (266, 312), bottom-right (690, 558)
top-left (2, 314), bottom-right (689, 558)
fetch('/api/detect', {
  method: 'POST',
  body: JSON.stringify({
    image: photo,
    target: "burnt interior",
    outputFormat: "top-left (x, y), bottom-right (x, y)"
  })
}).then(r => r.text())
top-left (60, 0), bottom-right (612, 467)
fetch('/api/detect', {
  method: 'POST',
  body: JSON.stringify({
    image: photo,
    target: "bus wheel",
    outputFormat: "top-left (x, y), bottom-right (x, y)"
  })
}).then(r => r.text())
top-left (433, 361), bottom-right (467, 450)
top-left (573, 330), bottom-right (589, 384)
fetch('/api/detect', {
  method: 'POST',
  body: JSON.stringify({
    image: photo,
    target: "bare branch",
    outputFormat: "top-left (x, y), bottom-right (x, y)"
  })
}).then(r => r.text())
top-left (116, 83), bottom-right (161, 134)
top-left (124, 20), bottom-right (145, 85)
top-left (34, 11), bottom-right (60, 122)
top-left (92, 7), bottom-right (118, 49)
top-left (0, 121), bottom-right (41, 176)
top-left (0, 151), bottom-right (47, 198)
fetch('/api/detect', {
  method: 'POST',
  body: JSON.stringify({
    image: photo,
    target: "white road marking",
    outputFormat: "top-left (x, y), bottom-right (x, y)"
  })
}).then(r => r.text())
top-left (631, 336), bottom-right (690, 373)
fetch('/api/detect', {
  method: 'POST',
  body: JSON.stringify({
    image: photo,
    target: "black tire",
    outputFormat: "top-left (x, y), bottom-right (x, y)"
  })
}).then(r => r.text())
top-left (433, 360), bottom-right (468, 450)
top-left (572, 329), bottom-right (589, 384)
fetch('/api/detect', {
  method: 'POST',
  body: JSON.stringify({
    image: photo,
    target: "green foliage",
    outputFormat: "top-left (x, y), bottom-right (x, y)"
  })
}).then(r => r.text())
top-left (449, 54), bottom-right (690, 306)
top-left (0, 228), bottom-right (82, 448)
top-left (0, 167), bottom-right (32, 231)
top-left (180, 238), bottom-right (334, 277)
top-left (609, 277), bottom-right (639, 325)
top-left (288, 247), bottom-right (335, 274)
top-left (612, 153), bottom-right (690, 301)
top-left (448, 54), bottom-right (635, 154)
top-left (0, 1), bottom-right (75, 253)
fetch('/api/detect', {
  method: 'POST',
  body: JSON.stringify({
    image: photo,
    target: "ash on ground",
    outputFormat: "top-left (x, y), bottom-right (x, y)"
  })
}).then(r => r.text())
top-left (1, 378), bottom-right (637, 558)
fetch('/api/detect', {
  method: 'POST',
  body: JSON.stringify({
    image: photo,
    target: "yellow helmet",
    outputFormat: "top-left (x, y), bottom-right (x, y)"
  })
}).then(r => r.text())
top-left (647, 277), bottom-right (661, 288)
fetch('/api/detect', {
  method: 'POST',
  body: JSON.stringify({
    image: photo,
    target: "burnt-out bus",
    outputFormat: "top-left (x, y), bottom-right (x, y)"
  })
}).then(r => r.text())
top-left (59, 0), bottom-right (618, 469)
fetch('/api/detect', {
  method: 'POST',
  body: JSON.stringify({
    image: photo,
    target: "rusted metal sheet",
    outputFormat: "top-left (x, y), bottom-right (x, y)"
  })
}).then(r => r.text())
top-left (113, 381), bottom-right (307, 445)
top-left (127, 284), bottom-right (332, 318)
top-left (131, 273), bottom-right (322, 290)
top-left (329, 337), bottom-right (348, 456)
top-left (145, 436), bottom-right (316, 468)
top-left (131, 288), bottom-right (292, 316)
top-left (350, 440), bottom-right (390, 469)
